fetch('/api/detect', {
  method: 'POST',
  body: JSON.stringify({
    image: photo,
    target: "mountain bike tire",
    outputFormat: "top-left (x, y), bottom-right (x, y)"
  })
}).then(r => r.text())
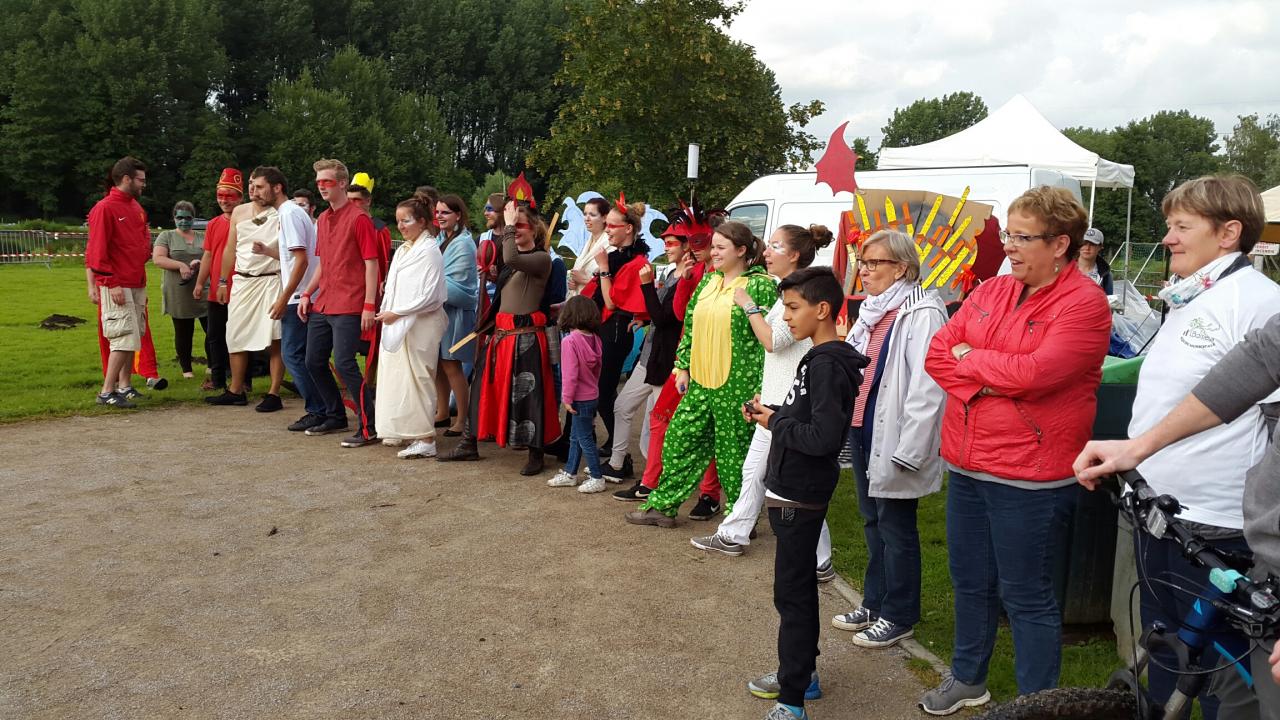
top-left (977, 687), bottom-right (1138, 720)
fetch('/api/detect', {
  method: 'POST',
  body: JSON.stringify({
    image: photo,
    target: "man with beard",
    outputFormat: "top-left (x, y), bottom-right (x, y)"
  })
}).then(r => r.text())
top-left (208, 167), bottom-right (287, 410)
top-left (86, 156), bottom-right (152, 408)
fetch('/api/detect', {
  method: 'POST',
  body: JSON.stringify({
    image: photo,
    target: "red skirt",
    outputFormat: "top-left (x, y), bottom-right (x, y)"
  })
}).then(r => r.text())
top-left (474, 312), bottom-right (562, 448)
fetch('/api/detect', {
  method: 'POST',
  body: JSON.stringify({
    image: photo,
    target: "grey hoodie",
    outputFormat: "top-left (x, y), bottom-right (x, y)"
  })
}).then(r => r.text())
top-left (1193, 313), bottom-right (1280, 570)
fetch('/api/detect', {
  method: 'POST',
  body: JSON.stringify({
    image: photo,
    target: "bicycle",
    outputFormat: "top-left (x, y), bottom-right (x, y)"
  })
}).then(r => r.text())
top-left (979, 470), bottom-right (1280, 719)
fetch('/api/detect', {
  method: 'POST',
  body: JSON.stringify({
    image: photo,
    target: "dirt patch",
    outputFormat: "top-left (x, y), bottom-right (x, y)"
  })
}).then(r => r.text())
top-left (0, 406), bottom-right (925, 719)
top-left (38, 314), bottom-right (85, 330)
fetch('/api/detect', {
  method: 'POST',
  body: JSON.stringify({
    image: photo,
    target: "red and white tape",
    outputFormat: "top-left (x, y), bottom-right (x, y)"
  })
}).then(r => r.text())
top-left (0, 252), bottom-right (86, 258)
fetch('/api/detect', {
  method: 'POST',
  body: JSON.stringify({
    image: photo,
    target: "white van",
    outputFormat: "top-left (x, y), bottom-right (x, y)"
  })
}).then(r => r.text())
top-left (726, 165), bottom-right (1083, 267)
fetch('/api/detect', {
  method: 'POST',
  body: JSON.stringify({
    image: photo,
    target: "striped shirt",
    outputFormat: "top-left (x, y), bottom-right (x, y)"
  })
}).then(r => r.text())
top-left (851, 309), bottom-right (897, 427)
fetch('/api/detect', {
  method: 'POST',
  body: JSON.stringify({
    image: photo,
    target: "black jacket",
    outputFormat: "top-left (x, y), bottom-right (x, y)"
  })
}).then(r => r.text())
top-left (1096, 255), bottom-right (1114, 296)
top-left (641, 267), bottom-right (682, 386)
top-left (764, 340), bottom-right (867, 505)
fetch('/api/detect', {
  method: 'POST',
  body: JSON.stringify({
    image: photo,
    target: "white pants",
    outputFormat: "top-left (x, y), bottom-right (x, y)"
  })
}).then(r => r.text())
top-left (611, 364), bottom-right (656, 466)
top-left (718, 424), bottom-right (832, 565)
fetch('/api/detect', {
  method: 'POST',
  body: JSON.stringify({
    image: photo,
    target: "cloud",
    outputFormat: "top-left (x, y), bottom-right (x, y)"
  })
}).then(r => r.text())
top-left (726, 0), bottom-right (1279, 148)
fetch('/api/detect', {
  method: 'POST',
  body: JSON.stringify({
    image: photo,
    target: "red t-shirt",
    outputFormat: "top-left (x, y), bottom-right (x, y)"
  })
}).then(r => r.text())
top-left (315, 201), bottom-right (378, 315)
top-left (203, 214), bottom-right (232, 301)
top-left (86, 188), bottom-right (150, 288)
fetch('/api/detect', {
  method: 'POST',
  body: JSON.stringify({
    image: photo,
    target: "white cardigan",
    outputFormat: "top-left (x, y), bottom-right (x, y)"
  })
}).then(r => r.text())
top-left (379, 238), bottom-right (447, 353)
top-left (866, 289), bottom-right (948, 499)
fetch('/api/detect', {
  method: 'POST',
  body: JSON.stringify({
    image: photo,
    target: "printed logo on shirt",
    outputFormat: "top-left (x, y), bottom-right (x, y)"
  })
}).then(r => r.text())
top-left (784, 365), bottom-right (808, 406)
top-left (1179, 317), bottom-right (1220, 350)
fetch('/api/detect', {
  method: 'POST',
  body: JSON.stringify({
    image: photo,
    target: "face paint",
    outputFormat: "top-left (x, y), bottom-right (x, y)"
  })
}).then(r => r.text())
top-left (174, 214), bottom-right (194, 231)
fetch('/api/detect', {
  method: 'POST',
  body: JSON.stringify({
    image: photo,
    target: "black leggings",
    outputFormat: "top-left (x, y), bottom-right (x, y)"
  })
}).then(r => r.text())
top-left (172, 316), bottom-right (209, 373)
top-left (206, 302), bottom-right (229, 387)
top-left (596, 313), bottom-right (635, 449)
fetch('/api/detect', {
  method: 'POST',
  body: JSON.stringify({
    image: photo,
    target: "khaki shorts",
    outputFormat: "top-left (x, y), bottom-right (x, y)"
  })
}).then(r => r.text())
top-left (99, 286), bottom-right (147, 353)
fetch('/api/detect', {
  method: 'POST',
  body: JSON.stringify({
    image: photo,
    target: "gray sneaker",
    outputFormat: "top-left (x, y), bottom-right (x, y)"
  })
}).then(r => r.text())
top-left (919, 675), bottom-right (990, 716)
top-left (691, 533), bottom-right (745, 556)
top-left (96, 391), bottom-right (135, 409)
top-left (748, 670), bottom-right (822, 700)
top-left (831, 606), bottom-right (878, 632)
top-left (764, 703), bottom-right (809, 719)
top-left (816, 561), bottom-right (836, 584)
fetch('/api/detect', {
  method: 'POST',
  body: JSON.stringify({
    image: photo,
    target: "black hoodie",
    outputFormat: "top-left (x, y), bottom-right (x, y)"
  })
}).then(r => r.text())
top-left (764, 340), bottom-right (867, 505)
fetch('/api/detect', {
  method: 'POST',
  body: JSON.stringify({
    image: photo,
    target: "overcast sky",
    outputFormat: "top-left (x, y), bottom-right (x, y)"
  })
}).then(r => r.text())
top-left (725, 0), bottom-right (1278, 152)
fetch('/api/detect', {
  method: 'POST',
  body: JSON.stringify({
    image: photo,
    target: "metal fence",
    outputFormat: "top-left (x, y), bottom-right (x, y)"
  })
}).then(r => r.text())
top-left (0, 230), bottom-right (91, 267)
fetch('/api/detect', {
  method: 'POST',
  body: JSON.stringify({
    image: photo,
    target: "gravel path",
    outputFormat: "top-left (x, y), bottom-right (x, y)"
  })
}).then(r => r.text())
top-left (1, 405), bottom-right (926, 719)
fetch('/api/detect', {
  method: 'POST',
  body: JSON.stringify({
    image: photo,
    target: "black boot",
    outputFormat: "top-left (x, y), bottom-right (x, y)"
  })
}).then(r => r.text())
top-left (438, 435), bottom-right (480, 462)
top-left (520, 447), bottom-right (545, 476)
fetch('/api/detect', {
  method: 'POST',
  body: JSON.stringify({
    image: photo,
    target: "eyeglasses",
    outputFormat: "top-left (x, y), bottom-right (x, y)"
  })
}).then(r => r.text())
top-left (663, 238), bottom-right (683, 247)
top-left (315, 179), bottom-right (338, 189)
top-left (999, 230), bottom-right (1056, 247)
top-left (514, 222), bottom-right (532, 230)
top-left (857, 258), bottom-right (902, 271)
top-left (605, 223), bottom-right (628, 230)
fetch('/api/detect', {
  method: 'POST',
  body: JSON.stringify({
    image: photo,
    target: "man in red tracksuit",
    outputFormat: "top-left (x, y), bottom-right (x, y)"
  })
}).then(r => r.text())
top-left (86, 157), bottom-right (153, 408)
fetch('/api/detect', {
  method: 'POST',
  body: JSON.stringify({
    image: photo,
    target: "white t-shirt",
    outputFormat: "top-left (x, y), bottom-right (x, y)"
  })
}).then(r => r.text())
top-left (277, 200), bottom-right (318, 304)
top-left (1130, 261), bottom-right (1280, 528)
top-left (760, 298), bottom-right (814, 406)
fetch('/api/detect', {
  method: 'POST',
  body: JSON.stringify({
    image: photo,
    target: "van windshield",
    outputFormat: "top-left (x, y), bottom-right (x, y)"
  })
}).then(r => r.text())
top-left (728, 204), bottom-right (767, 237)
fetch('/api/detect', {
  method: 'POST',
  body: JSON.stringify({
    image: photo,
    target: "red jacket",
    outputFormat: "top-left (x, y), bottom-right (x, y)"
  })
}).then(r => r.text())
top-left (925, 265), bottom-right (1111, 481)
top-left (86, 188), bottom-right (150, 288)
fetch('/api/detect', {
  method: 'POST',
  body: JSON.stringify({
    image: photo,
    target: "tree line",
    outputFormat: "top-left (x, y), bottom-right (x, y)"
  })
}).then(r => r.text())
top-left (0, 0), bottom-right (821, 226)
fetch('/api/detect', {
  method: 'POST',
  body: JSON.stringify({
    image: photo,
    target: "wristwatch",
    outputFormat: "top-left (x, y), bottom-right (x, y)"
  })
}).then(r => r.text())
top-left (744, 305), bottom-right (764, 316)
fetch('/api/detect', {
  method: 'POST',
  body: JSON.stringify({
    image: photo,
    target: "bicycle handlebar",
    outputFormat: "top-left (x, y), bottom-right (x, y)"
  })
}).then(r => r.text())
top-left (1110, 470), bottom-right (1280, 627)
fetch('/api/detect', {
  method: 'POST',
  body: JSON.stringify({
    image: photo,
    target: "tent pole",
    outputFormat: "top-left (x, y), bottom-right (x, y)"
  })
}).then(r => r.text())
top-left (1124, 187), bottom-right (1133, 284)
top-left (1087, 175), bottom-right (1097, 225)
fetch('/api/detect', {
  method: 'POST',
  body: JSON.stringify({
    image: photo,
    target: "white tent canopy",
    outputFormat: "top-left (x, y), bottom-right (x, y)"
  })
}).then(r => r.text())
top-left (1264, 185), bottom-right (1280, 223)
top-left (878, 94), bottom-right (1135, 190)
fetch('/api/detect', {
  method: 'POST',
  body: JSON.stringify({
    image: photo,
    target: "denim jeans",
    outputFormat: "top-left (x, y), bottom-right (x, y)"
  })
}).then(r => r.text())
top-left (850, 429), bottom-right (922, 627)
top-left (282, 308), bottom-right (323, 415)
top-left (564, 399), bottom-right (601, 478)
top-left (947, 470), bottom-right (1076, 693)
top-left (305, 311), bottom-right (374, 434)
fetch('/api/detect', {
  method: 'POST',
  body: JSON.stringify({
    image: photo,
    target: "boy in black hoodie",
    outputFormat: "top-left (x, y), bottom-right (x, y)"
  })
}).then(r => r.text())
top-left (745, 267), bottom-right (867, 720)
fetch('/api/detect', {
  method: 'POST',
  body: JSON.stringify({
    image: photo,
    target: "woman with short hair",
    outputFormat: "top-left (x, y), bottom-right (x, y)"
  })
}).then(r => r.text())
top-left (920, 186), bottom-right (1112, 714)
top-left (827, 229), bottom-right (947, 651)
top-left (152, 200), bottom-right (208, 378)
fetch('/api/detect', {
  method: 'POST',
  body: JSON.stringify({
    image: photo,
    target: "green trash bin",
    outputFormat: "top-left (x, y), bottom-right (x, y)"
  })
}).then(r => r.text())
top-left (1057, 356), bottom-right (1144, 625)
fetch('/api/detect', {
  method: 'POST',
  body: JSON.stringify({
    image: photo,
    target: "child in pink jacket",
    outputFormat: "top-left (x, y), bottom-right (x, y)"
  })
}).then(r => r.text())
top-left (548, 295), bottom-right (606, 492)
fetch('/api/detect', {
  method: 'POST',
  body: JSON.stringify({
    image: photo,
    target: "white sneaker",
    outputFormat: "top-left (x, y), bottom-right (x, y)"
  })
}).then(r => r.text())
top-left (397, 440), bottom-right (437, 458)
top-left (383, 438), bottom-right (407, 447)
top-left (547, 470), bottom-right (577, 487)
top-left (577, 476), bottom-right (607, 493)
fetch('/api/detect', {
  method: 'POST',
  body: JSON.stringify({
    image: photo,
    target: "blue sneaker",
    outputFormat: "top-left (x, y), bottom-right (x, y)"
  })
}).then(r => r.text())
top-left (747, 670), bottom-right (821, 700)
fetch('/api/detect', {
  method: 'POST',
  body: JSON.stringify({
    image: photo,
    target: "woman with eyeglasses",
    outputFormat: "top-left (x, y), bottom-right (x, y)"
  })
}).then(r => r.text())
top-left (568, 197), bottom-right (612, 297)
top-left (152, 200), bottom-right (208, 378)
top-left (440, 202), bottom-right (561, 474)
top-left (433, 194), bottom-right (478, 437)
top-left (918, 186), bottom-right (1111, 714)
top-left (580, 196), bottom-right (652, 455)
top-left (820, 229), bottom-right (947, 654)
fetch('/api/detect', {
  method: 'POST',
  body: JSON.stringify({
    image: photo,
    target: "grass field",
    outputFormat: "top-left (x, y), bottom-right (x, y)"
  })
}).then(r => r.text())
top-left (0, 261), bottom-right (212, 421)
top-left (3, 260), bottom-right (1125, 702)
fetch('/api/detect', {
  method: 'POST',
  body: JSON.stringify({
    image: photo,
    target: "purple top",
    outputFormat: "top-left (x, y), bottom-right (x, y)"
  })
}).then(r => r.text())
top-left (560, 329), bottom-right (602, 405)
